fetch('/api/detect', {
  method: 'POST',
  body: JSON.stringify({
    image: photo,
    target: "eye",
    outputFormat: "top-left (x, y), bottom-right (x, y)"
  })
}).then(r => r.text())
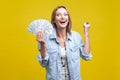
top-left (64, 13), bottom-right (68, 16)
top-left (56, 13), bottom-right (60, 16)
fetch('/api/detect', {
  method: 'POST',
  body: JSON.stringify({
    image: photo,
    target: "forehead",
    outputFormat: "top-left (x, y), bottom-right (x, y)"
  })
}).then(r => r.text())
top-left (56, 8), bottom-right (68, 13)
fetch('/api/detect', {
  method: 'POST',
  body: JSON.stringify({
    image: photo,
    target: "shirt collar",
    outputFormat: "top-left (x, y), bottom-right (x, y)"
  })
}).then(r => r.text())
top-left (49, 28), bottom-right (72, 41)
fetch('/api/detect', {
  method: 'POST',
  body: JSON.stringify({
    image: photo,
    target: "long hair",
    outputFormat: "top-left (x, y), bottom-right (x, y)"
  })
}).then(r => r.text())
top-left (51, 6), bottom-right (72, 35)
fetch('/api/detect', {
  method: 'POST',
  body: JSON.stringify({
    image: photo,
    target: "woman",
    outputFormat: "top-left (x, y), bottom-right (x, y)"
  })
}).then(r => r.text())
top-left (36, 6), bottom-right (92, 80)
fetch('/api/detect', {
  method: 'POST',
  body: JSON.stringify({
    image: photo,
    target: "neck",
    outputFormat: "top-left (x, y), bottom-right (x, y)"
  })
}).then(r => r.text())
top-left (57, 28), bottom-right (66, 39)
top-left (56, 29), bottom-right (66, 48)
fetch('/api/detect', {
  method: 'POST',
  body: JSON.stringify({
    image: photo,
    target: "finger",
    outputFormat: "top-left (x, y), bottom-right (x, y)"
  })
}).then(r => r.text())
top-left (36, 31), bottom-right (42, 41)
top-left (37, 30), bottom-right (42, 36)
top-left (83, 22), bottom-right (90, 28)
top-left (41, 31), bottom-right (44, 41)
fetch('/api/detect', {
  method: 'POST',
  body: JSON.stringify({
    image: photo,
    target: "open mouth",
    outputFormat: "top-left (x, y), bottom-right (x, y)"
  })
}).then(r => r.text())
top-left (60, 21), bottom-right (67, 25)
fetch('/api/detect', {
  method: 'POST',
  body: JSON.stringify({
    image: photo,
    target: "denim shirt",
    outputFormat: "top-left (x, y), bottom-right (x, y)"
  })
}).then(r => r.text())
top-left (36, 28), bottom-right (92, 80)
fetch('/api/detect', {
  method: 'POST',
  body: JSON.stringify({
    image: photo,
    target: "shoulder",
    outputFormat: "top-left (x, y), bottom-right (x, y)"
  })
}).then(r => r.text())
top-left (69, 30), bottom-right (82, 43)
top-left (71, 30), bottom-right (82, 38)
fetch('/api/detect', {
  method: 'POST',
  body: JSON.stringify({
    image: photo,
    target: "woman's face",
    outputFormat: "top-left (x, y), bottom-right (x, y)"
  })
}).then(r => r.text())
top-left (55, 8), bottom-right (69, 29)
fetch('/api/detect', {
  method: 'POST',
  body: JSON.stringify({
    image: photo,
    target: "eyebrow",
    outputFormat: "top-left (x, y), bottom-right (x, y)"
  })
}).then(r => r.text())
top-left (56, 12), bottom-right (68, 14)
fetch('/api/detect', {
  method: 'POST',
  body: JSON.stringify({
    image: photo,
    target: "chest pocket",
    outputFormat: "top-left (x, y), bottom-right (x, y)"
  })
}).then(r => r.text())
top-left (47, 48), bottom-right (58, 62)
top-left (70, 45), bottom-right (80, 60)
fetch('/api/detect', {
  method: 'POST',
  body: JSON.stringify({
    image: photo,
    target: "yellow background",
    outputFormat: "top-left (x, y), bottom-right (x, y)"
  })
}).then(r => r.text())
top-left (0, 0), bottom-right (120, 80)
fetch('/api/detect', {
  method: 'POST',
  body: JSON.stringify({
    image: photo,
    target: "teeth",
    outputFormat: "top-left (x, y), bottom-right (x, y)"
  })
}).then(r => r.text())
top-left (59, 20), bottom-right (67, 25)
top-left (60, 21), bottom-right (65, 23)
top-left (61, 22), bottom-right (65, 24)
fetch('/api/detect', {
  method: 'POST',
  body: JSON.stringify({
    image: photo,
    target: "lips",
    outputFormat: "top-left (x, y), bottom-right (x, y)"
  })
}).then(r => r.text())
top-left (59, 20), bottom-right (67, 25)
top-left (55, 19), bottom-right (68, 27)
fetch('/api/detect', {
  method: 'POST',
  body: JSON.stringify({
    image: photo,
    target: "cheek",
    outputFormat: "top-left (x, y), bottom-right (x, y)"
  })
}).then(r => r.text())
top-left (55, 16), bottom-right (60, 20)
top-left (54, 17), bottom-right (60, 23)
top-left (66, 17), bottom-right (69, 21)
top-left (54, 20), bottom-right (59, 26)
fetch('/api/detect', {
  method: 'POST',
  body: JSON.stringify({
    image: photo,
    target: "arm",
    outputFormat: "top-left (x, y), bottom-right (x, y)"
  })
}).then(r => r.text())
top-left (79, 22), bottom-right (92, 60)
top-left (36, 30), bottom-right (46, 58)
top-left (36, 30), bottom-right (48, 67)
top-left (83, 22), bottom-right (90, 54)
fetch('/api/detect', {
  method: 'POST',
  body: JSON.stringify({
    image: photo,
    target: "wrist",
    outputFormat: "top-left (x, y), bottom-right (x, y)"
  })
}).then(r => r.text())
top-left (40, 41), bottom-right (45, 45)
top-left (84, 32), bottom-right (89, 36)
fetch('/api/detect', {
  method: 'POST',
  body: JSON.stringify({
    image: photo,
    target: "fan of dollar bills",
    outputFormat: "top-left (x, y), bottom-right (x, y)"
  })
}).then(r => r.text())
top-left (27, 19), bottom-right (53, 35)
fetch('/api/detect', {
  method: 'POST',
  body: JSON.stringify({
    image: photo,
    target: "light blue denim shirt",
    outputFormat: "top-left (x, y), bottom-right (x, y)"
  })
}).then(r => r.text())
top-left (36, 28), bottom-right (92, 80)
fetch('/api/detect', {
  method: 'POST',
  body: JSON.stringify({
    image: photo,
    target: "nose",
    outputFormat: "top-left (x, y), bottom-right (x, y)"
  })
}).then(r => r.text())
top-left (61, 15), bottom-right (64, 19)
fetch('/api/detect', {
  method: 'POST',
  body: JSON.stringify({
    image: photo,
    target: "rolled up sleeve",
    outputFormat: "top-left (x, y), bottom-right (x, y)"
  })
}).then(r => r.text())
top-left (36, 53), bottom-right (49, 67)
top-left (80, 44), bottom-right (92, 60)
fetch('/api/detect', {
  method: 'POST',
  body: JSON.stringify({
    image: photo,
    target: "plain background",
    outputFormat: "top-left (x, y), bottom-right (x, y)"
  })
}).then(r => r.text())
top-left (0, 0), bottom-right (120, 80)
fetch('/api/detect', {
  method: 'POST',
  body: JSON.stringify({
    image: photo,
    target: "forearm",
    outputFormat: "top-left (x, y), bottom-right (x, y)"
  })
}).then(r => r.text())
top-left (39, 42), bottom-right (46, 58)
top-left (36, 30), bottom-right (46, 58)
top-left (37, 43), bottom-right (48, 67)
top-left (83, 32), bottom-right (90, 54)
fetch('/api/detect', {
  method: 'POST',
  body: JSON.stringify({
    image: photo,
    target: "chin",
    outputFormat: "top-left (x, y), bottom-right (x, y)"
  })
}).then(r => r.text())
top-left (61, 24), bottom-right (67, 28)
top-left (61, 26), bottom-right (67, 28)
